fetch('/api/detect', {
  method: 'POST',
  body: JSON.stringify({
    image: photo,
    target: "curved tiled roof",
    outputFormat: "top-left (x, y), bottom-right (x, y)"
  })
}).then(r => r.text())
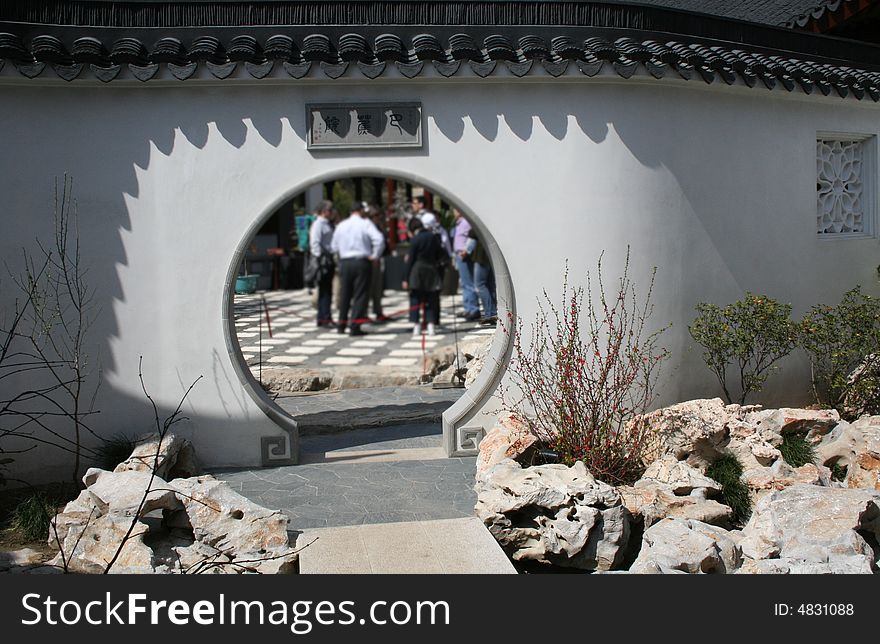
top-left (785, 0), bottom-right (867, 28)
top-left (0, 1), bottom-right (853, 28)
top-left (2, 28), bottom-right (880, 101)
top-left (1, 2), bottom-right (879, 101)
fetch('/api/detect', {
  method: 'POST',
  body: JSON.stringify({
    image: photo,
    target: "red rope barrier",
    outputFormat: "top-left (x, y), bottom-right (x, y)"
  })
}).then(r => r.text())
top-left (261, 295), bottom-right (273, 339)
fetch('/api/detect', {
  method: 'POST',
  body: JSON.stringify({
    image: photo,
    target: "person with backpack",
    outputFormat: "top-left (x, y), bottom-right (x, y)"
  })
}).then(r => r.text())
top-left (402, 217), bottom-right (444, 337)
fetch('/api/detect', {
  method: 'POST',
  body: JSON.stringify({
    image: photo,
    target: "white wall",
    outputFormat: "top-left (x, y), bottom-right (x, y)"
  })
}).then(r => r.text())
top-left (1, 74), bottom-right (878, 481)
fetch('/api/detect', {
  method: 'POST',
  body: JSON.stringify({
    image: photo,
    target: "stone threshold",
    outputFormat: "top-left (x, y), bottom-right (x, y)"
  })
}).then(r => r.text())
top-left (295, 517), bottom-right (515, 574)
top-left (299, 446), bottom-right (447, 465)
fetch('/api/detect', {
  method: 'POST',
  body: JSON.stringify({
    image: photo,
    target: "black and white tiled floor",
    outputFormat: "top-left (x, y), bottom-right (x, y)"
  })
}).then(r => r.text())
top-left (233, 289), bottom-right (496, 373)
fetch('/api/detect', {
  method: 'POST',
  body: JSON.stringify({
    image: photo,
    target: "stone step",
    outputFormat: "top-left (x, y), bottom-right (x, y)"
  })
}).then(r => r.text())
top-left (295, 517), bottom-right (516, 574)
top-left (276, 386), bottom-right (461, 435)
top-left (299, 446), bottom-right (447, 464)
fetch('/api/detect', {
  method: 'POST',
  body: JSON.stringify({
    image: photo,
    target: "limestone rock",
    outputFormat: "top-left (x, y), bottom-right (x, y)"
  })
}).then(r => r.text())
top-left (638, 457), bottom-right (722, 495)
top-left (173, 475), bottom-right (289, 551)
top-left (80, 469), bottom-right (182, 516)
top-left (475, 459), bottom-right (629, 570)
top-left (173, 475), bottom-right (296, 574)
top-left (49, 512), bottom-right (159, 574)
top-left (736, 556), bottom-right (870, 574)
top-left (846, 451), bottom-right (880, 491)
top-left (49, 459), bottom-right (298, 574)
top-left (620, 484), bottom-right (733, 528)
top-left (476, 413), bottom-right (538, 475)
top-left (745, 408), bottom-right (840, 444)
top-left (464, 340), bottom-right (491, 388)
top-left (635, 398), bottom-right (733, 470)
top-left (816, 417), bottom-right (880, 491)
top-left (114, 432), bottom-right (199, 480)
top-left (425, 335), bottom-right (490, 381)
top-left (724, 419), bottom-right (782, 470)
top-left (629, 518), bottom-right (741, 574)
top-left (742, 460), bottom-right (832, 495)
top-left (737, 484), bottom-right (880, 574)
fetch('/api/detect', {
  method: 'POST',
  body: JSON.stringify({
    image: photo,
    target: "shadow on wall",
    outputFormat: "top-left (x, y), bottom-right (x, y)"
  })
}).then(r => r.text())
top-left (0, 81), bottom-right (869, 479)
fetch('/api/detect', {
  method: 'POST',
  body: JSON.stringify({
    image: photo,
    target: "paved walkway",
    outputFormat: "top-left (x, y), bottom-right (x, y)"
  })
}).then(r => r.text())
top-left (234, 289), bottom-right (496, 373)
top-left (297, 518), bottom-right (515, 574)
top-left (212, 422), bottom-right (477, 530)
top-left (275, 386), bottom-right (462, 434)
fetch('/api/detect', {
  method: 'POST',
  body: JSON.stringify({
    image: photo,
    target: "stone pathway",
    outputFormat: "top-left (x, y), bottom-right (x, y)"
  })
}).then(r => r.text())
top-left (212, 422), bottom-right (477, 530)
top-left (275, 386), bottom-right (462, 434)
top-left (296, 517), bottom-right (515, 574)
top-left (234, 289), bottom-right (496, 372)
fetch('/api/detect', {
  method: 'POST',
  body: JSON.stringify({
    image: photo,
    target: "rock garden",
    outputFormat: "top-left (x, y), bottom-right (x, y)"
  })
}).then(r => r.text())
top-left (475, 402), bottom-right (880, 574)
top-left (475, 252), bottom-right (880, 574)
top-left (3, 432), bottom-right (302, 574)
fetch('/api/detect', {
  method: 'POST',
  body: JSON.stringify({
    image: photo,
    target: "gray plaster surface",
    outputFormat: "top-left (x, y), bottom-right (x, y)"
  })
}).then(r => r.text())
top-left (296, 517), bottom-right (516, 574)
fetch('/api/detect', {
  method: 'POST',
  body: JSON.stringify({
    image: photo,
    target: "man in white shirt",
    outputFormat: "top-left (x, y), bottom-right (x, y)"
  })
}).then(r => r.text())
top-left (308, 200), bottom-right (336, 327)
top-left (330, 202), bottom-right (385, 336)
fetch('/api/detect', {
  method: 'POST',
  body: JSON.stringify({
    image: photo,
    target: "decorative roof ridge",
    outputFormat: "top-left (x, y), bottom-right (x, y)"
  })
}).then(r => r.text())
top-left (785, 0), bottom-right (871, 29)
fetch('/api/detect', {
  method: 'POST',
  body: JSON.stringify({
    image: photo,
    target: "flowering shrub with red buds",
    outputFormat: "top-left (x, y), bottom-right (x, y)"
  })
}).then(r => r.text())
top-left (500, 249), bottom-right (670, 485)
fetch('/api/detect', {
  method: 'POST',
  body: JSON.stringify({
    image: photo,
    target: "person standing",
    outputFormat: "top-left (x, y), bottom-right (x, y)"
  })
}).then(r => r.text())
top-left (468, 229), bottom-right (497, 325)
top-left (412, 196), bottom-right (453, 327)
top-left (307, 200), bottom-right (336, 327)
top-left (367, 204), bottom-right (391, 324)
top-left (413, 195), bottom-right (453, 257)
top-left (403, 217), bottom-right (444, 337)
top-left (451, 208), bottom-right (481, 321)
top-left (331, 202), bottom-right (385, 336)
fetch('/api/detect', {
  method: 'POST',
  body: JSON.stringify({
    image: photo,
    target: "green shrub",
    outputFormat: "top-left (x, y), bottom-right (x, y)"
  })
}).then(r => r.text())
top-left (689, 294), bottom-right (797, 404)
top-left (778, 433), bottom-right (816, 468)
top-left (800, 286), bottom-right (880, 420)
top-left (93, 434), bottom-right (136, 471)
top-left (829, 462), bottom-right (848, 482)
top-left (706, 455), bottom-right (752, 526)
top-left (7, 492), bottom-right (53, 542)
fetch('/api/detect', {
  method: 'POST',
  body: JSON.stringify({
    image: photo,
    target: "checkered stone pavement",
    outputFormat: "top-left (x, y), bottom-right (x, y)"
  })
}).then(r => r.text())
top-left (233, 289), bottom-right (496, 373)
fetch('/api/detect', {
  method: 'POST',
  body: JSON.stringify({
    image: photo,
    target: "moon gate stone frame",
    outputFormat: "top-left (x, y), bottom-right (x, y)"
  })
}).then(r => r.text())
top-left (222, 168), bottom-right (515, 467)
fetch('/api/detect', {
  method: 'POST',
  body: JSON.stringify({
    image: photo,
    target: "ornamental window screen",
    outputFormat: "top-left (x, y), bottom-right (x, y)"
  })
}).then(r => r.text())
top-left (816, 136), bottom-right (873, 236)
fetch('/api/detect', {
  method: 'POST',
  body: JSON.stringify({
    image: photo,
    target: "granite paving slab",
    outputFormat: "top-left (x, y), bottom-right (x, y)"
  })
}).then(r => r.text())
top-left (213, 458), bottom-right (477, 530)
top-left (296, 517), bottom-right (516, 574)
top-left (275, 387), bottom-right (463, 434)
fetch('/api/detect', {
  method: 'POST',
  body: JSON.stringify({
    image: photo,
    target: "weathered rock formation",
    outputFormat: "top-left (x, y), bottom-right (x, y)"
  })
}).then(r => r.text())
top-left (620, 457), bottom-right (732, 528)
top-left (817, 416), bottom-right (880, 490)
top-left (475, 459), bottom-right (629, 571)
top-left (477, 401), bottom-right (880, 574)
top-left (629, 518), bottom-right (742, 574)
top-left (736, 484), bottom-right (880, 574)
top-left (475, 412), bottom-right (538, 476)
top-left (48, 433), bottom-right (298, 574)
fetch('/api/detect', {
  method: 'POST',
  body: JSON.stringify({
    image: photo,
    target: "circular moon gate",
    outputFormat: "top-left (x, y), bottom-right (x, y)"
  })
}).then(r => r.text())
top-left (222, 167), bottom-right (515, 464)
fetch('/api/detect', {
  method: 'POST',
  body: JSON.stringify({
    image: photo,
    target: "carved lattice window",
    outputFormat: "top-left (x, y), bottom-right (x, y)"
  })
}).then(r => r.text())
top-left (817, 136), bottom-right (872, 235)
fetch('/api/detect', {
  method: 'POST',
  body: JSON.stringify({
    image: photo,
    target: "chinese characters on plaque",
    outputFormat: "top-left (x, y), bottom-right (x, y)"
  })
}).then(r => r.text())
top-left (307, 103), bottom-right (423, 149)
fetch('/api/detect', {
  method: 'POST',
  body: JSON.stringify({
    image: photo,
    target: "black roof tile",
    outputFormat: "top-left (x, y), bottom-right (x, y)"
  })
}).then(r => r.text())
top-left (1, 2), bottom-right (879, 101)
top-left (3, 27), bottom-right (875, 103)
